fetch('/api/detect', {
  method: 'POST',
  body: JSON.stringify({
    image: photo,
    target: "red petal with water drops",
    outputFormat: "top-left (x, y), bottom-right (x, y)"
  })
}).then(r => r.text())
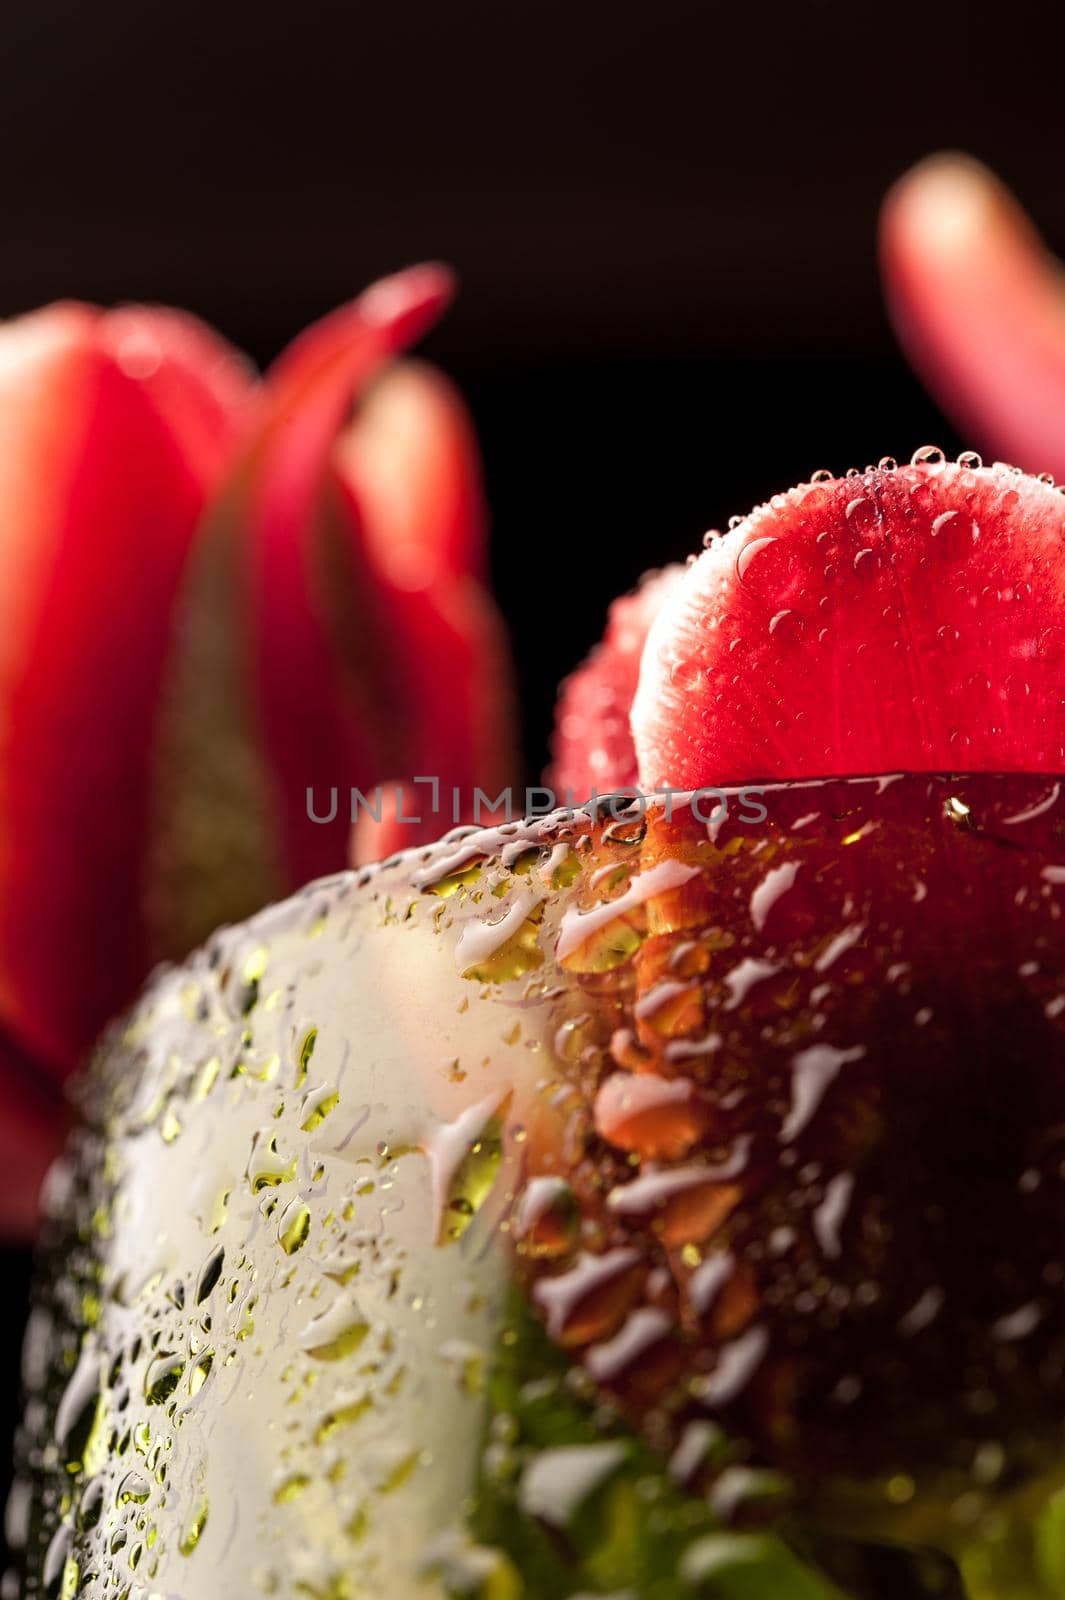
top-left (0, 304), bottom-right (251, 1075)
top-left (633, 458), bottom-right (1065, 793)
top-left (551, 566), bottom-right (684, 798)
top-left (882, 155), bottom-right (1065, 484)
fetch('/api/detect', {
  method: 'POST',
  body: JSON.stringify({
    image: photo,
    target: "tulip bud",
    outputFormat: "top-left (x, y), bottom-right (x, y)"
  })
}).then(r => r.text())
top-left (881, 154), bottom-right (1065, 483)
top-left (0, 273), bottom-right (514, 1235)
top-left (146, 265), bottom-right (514, 954)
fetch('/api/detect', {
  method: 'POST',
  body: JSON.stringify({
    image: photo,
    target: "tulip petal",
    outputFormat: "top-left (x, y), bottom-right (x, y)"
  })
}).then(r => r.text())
top-left (549, 566), bottom-right (685, 800)
top-left (632, 462), bottom-right (1065, 793)
top-left (96, 303), bottom-right (253, 481)
top-left (238, 267), bottom-right (511, 883)
top-left (338, 356), bottom-right (486, 586)
top-left (244, 268), bottom-right (457, 885)
top-left (881, 154), bottom-right (1065, 481)
top-left (0, 304), bottom-right (252, 1074)
top-left (146, 267), bottom-right (509, 948)
top-left (338, 360), bottom-right (515, 855)
top-left (264, 262), bottom-right (454, 405)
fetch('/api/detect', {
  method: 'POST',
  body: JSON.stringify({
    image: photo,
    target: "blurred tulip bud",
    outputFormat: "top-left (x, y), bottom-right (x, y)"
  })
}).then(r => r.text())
top-left (0, 269), bottom-right (513, 1233)
top-left (881, 153), bottom-right (1065, 482)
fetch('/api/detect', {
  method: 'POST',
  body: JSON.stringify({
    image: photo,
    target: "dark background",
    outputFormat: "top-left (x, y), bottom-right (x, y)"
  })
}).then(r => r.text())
top-left (4, 0), bottom-right (1065, 1548)
top-left (6, 0), bottom-right (1065, 774)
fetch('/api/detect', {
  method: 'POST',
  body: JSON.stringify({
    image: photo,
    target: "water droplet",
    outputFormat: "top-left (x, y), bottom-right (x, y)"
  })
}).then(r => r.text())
top-left (781, 1044), bottom-right (865, 1141)
top-left (300, 1083), bottom-right (339, 1131)
top-left (897, 1287), bottom-right (944, 1337)
top-left (845, 496), bottom-right (878, 533)
top-left (54, 1347), bottom-right (104, 1473)
top-left (749, 862), bottom-right (800, 931)
top-left (245, 1131), bottom-right (297, 1192)
top-left (533, 1248), bottom-right (643, 1346)
top-left (273, 1472), bottom-right (311, 1505)
top-left (585, 1306), bottom-right (673, 1382)
top-left (179, 1497), bottom-right (209, 1556)
top-left (77, 1478), bottom-right (105, 1532)
top-left (594, 1070), bottom-right (708, 1160)
top-left (944, 795), bottom-right (973, 827)
top-left (514, 1177), bottom-right (579, 1259)
top-left (300, 1294), bottom-right (370, 1361)
top-left (689, 1252), bottom-right (737, 1318)
top-left (278, 1198), bottom-right (311, 1255)
top-left (426, 1092), bottom-right (506, 1244)
top-left (557, 859), bottom-right (698, 972)
top-left (692, 1324), bottom-right (770, 1408)
top-left (457, 891), bottom-right (544, 983)
top-left (195, 1244), bottom-right (225, 1304)
top-left (768, 608), bottom-right (801, 640)
top-left (41, 1524), bottom-right (73, 1600)
top-left (930, 507), bottom-right (979, 554)
top-left (722, 956), bottom-right (780, 1009)
top-left (293, 1026), bottom-right (318, 1089)
top-left (991, 1301), bottom-right (1043, 1342)
top-left (115, 1470), bottom-right (151, 1507)
top-left (144, 1352), bottom-right (186, 1406)
top-left (813, 1172), bottom-right (854, 1259)
top-left (736, 535), bottom-right (779, 583)
top-left (518, 1441), bottom-right (628, 1529)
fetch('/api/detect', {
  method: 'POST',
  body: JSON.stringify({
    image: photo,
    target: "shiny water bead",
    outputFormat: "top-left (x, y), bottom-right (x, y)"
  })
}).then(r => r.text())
top-left (513, 1176), bottom-right (580, 1260)
top-left (593, 1071), bottom-right (709, 1159)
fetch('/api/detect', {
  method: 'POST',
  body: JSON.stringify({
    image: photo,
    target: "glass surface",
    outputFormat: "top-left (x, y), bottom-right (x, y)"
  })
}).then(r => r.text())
top-left (9, 775), bottom-right (1065, 1600)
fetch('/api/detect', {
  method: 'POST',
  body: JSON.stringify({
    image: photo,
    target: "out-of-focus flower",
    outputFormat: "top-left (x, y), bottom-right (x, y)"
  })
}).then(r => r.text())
top-left (0, 268), bottom-right (512, 1232)
top-left (881, 153), bottom-right (1065, 481)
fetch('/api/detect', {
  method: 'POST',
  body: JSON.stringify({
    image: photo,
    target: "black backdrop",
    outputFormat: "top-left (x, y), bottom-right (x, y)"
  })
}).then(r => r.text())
top-left (3, 0), bottom-right (1065, 1547)
top-left (8, 0), bottom-right (1064, 774)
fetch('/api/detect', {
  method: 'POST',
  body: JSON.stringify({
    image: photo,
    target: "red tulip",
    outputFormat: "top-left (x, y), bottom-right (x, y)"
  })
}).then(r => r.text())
top-left (0, 268), bottom-right (512, 1235)
top-left (881, 154), bottom-right (1065, 483)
